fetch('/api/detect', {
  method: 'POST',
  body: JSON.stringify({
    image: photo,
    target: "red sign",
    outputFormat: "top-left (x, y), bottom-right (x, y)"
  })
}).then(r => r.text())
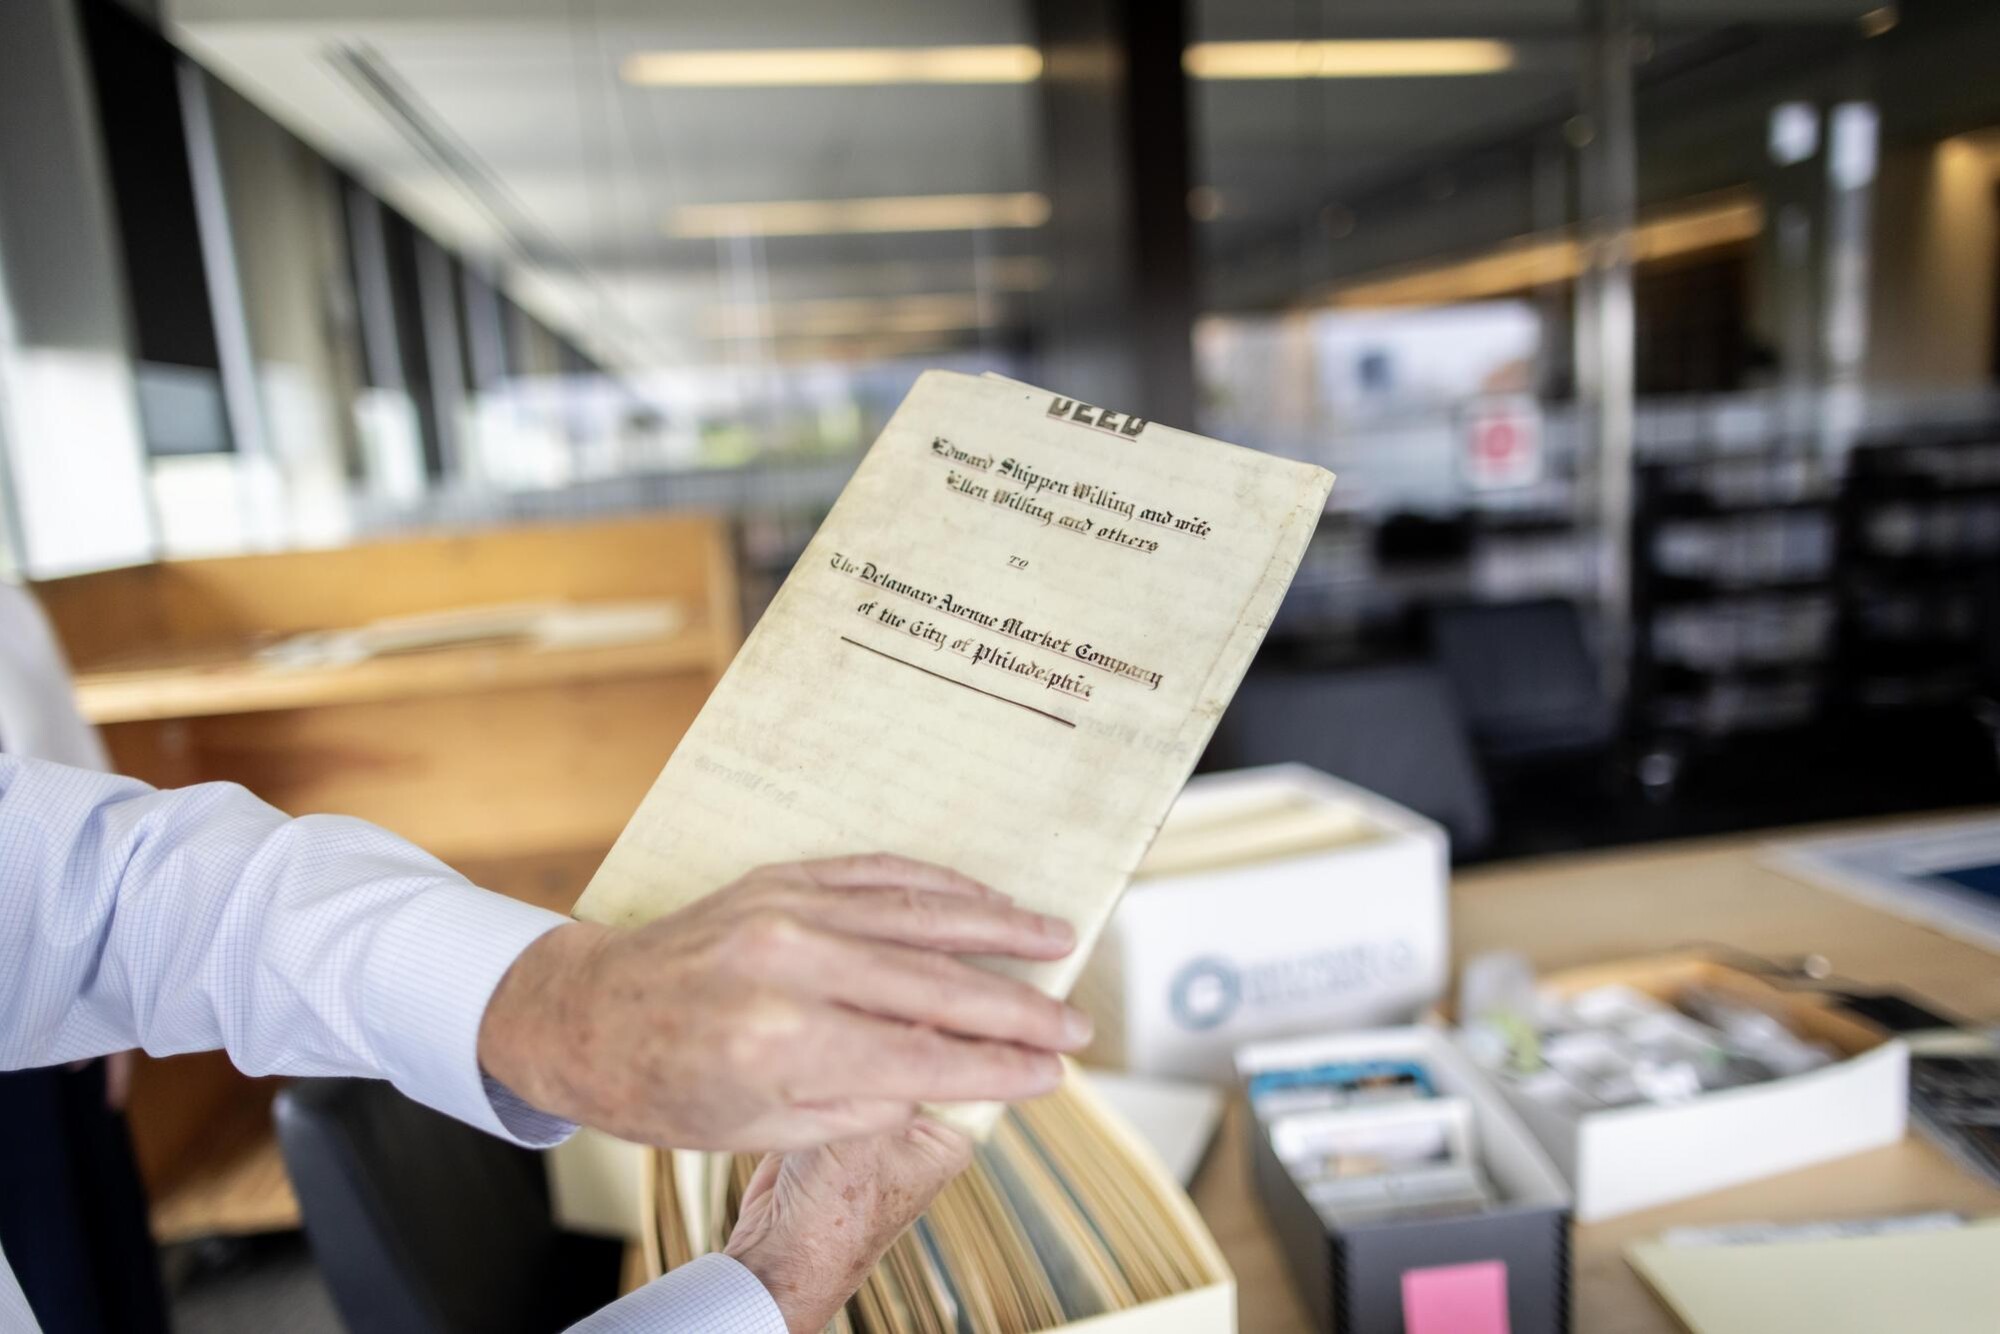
top-left (1463, 397), bottom-right (1543, 491)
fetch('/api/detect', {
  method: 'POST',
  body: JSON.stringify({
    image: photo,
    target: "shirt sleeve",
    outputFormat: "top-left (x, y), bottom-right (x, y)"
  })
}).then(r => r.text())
top-left (564, 1254), bottom-right (789, 1334)
top-left (0, 754), bottom-right (577, 1146)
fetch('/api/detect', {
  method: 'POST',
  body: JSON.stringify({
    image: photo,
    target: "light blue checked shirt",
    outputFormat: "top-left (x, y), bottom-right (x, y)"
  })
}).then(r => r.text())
top-left (0, 755), bottom-right (785, 1334)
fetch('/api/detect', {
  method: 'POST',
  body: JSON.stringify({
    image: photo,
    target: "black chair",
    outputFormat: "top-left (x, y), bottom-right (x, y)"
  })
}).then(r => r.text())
top-left (274, 1079), bottom-right (623, 1334)
top-left (1975, 568), bottom-right (2000, 768)
top-left (1978, 567), bottom-right (2000, 700)
top-left (1209, 663), bottom-right (1493, 858)
top-left (1428, 599), bottom-right (1617, 765)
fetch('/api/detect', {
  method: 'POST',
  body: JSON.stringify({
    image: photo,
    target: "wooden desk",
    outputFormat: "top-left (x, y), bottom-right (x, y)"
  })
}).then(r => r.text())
top-left (1190, 820), bottom-right (2000, 1334)
top-left (37, 515), bottom-right (741, 870)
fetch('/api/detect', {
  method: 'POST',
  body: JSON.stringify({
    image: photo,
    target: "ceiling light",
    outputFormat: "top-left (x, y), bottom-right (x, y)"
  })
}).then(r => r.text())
top-left (702, 294), bottom-right (994, 340)
top-left (669, 192), bottom-right (1051, 238)
top-left (737, 330), bottom-right (969, 366)
top-left (622, 45), bottom-right (1042, 87)
top-left (1857, 6), bottom-right (1898, 39)
top-left (1184, 39), bottom-right (1515, 80)
top-left (1630, 198), bottom-right (1766, 262)
top-left (1323, 195), bottom-right (1763, 308)
top-left (1946, 130), bottom-right (2000, 174)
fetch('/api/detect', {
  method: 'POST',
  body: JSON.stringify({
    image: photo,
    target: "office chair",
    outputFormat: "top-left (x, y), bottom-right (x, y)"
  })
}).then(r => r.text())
top-left (274, 1079), bottom-right (623, 1334)
top-left (1975, 568), bottom-right (2000, 768)
top-left (1428, 599), bottom-right (1617, 765)
top-left (1977, 568), bottom-right (2000, 694)
top-left (1209, 663), bottom-right (1493, 858)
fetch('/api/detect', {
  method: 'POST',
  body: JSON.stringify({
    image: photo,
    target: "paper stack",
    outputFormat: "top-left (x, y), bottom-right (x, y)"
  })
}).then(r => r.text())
top-left (645, 1072), bottom-right (1234, 1333)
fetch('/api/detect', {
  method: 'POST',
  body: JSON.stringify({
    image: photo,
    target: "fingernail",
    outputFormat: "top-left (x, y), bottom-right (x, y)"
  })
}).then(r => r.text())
top-left (1034, 1056), bottom-right (1064, 1092)
top-left (1062, 1007), bottom-right (1094, 1048)
top-left (1039, 914), bottom-right (1075, 948)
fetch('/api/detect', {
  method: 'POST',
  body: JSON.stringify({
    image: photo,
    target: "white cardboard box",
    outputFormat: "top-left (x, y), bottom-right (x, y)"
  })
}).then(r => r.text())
top-left (1076, 764), bottom-right (1449, 1082)
top-left (1454, 955), bottom-right (1910, 1224)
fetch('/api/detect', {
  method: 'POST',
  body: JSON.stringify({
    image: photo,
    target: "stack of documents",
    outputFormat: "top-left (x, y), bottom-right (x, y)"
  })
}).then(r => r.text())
top-left (649, 1073), bottom-right (1234, 1333)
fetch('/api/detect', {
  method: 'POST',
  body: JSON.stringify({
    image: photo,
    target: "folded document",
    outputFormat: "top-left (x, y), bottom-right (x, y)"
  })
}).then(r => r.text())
top-left (573, 371), bottom-right (1332, 1134)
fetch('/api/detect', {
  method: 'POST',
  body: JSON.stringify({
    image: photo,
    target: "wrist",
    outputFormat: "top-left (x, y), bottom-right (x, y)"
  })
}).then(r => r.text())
top-left (724, 1231), bottom-right (822, 1334)
top-left (476, 920), bottom-right (611, 1119)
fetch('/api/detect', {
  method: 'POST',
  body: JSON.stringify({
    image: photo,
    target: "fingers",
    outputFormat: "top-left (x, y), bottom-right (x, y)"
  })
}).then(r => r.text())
top-left (835, 1117), bottom-right (972, 1198)
top-left (104, 1050), bottom-right (134, 1111)
top-left (786, 1099), bottom-right (922, 1143)
top-left (736, 1152), bottom-right (784, 1214)
top-left (802, 933), bottom-right (1092, 1052)
top-left (897, 1115), bottom-right (974, 1179)
top-left (791, 852), bottom-right (998, 899)
top-left (788, 883), bottom-right (1076, 960)
top-left (789, 1009), bottom-right (1064, 1105)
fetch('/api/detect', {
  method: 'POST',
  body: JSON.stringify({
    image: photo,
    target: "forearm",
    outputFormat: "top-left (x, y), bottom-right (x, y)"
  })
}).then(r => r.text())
top-left (0, 755), bottom-right (572, 1142)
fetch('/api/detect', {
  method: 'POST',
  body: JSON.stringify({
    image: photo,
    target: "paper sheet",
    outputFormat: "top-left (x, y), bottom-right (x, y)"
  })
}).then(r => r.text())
top-left (1767, 818), bottom-right (2000, 953)
top-left (574, 370), bottom-right (1332, 1132)
top-left (1628, 1217), bottom-right (2000, 1334)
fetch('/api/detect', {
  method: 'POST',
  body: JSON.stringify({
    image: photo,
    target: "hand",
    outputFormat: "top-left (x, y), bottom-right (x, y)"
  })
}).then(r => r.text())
top-left (725, 1117), bottom-right (972, 1334)
top-left (477, 853), bottom-right (1090, 1149)
top-left (104, 1050), bottom-right (134, 1110)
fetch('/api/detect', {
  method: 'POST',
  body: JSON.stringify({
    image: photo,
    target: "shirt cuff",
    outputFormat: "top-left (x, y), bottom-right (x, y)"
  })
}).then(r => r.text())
top-left (360, 878), bottom-right (579, 1146)
top-left (563, 1254), bottom-right (789, 1334)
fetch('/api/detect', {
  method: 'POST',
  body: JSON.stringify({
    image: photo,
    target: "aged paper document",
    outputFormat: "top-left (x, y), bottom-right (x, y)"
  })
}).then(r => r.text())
top-left (574, 370), bottom-right (1332, 1129)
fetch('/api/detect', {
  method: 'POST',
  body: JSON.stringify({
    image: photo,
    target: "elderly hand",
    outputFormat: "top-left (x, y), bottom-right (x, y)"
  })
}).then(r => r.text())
top-left (725, 1117), bottom-right (972, 1334)
top-left (476, 853), bottom-right (1088, 1149)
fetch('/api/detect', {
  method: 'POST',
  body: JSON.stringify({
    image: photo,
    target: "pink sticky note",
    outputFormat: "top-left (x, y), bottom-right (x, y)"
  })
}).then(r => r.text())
top-left (1401, 1259), bottom-right (1510, 1334)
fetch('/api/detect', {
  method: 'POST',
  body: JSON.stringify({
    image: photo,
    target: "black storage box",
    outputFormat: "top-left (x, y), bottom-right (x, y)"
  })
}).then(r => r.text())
top-left (1239, 1027), bottom-right (1574, 1333)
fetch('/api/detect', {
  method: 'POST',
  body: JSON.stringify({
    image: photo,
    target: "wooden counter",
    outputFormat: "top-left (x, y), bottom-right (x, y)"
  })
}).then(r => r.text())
top-left (33, 514), bottom-right (741, 1243)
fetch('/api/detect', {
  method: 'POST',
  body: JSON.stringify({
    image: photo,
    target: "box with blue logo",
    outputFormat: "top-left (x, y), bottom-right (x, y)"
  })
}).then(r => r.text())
top-left (1073, 764), bottom-right (1449, 1081)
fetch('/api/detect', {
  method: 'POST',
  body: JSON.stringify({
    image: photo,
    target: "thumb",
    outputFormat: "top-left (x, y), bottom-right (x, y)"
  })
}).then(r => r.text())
top-left (859, 1117), bottom-right (971, 1226)
top-left (737, 1152), bottom-right (784, 1217)
top-left (895, 1117), bottom-right (973, 1180)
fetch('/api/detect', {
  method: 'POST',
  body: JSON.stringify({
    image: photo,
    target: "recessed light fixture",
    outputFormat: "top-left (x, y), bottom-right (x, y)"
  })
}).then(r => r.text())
top-left (1324, 195), bottom-right (1763, 308)
top-left (625, 39), bottom-right (1517, 88)
top-left (1184, 39), bottom-right (1515, 80)
top-left (621, 45), bottom-right (1042, 87)
top-left (1857, 6), bottom-right (1898, 38)
top-left (702, 294), bottom-right (995, 340)
top-left (736, 329), bottom-right (967, 365)
top-left (669, 192), bottom-right (1051, 238)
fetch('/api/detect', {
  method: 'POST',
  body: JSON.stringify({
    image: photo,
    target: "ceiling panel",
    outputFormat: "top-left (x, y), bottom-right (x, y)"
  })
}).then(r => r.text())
top-left (162, 0), bottom-right (1900, 372)
top-left (166, 1), bottom-right (1045, 369)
